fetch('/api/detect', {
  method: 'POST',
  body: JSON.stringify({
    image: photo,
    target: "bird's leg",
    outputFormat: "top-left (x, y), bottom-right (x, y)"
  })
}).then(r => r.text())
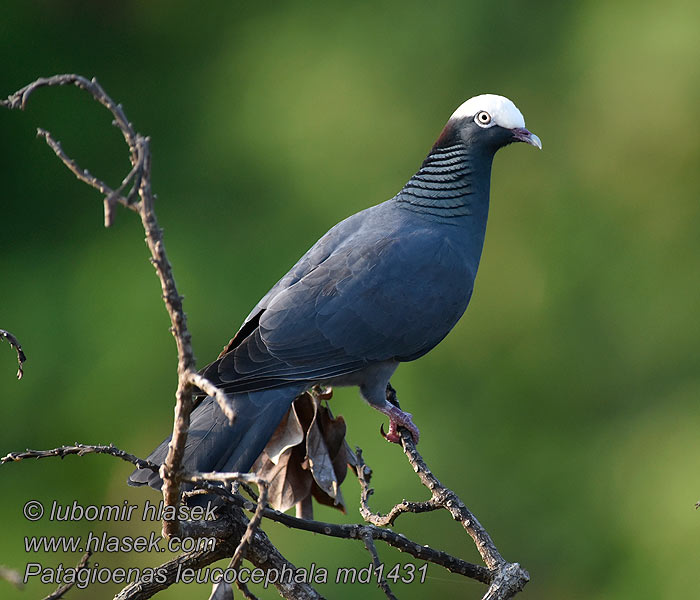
top-left (379, 383), bottom-right (420, 444)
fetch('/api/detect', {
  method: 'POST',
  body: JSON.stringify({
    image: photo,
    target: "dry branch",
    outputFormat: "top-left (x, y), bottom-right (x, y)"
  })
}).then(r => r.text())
top-left (113, 505), bottom-right (324, 600)
top-left (1, 444), bottom-right (159, 471)
top-left (396, 429), bottom-right (529, 596)
top-left (41, 551), bottom-right (92, 600)
top-left (185, 476), bottom-right (492, 583)
top-left (361, 530), bottom-right (398, 600)
top-left (180, 471), bottom-right (269, 571)
top-left (186, 371), bottom-right (236, 424)
top-left (3, 73), bottom-right (196, 539)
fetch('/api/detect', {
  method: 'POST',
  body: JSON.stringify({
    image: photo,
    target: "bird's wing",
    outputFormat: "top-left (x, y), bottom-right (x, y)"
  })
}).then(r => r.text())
top-left (214, 210), bottom-right (368, 359)
top-left (204, 219), bottom-right (474, 393)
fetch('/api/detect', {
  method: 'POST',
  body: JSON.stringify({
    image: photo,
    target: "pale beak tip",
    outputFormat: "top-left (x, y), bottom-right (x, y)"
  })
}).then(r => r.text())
top-left (512, 127), bottom-right (542, 150)
top-left (529, 132), bottom-right (543, 150)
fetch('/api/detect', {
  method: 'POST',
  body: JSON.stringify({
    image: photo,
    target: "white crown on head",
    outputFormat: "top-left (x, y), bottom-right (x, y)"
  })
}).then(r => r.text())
top-left (449, 94), bottom-right (526, 130)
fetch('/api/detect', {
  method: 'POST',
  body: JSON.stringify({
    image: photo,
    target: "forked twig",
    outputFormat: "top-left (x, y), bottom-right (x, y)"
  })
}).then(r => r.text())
top-left (353, 385), bottom-right (529, 599)
top-left (180, 471), bottom-right (269, 571)
top-left (3, 73), bottom-right (197, 538)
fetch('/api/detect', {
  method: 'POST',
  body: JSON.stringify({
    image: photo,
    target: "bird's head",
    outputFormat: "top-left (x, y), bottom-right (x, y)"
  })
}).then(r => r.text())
top-left (434, 94), bottom-right (541, 154)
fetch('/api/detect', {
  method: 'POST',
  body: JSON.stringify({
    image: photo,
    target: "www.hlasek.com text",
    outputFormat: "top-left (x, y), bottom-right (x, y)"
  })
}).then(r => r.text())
top-left (25, 530), bottom-right (216, 554)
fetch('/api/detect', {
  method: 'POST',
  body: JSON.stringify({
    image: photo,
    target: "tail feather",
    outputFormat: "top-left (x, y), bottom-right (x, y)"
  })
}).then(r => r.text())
top-left (128, 385), bottom-right (305, 489)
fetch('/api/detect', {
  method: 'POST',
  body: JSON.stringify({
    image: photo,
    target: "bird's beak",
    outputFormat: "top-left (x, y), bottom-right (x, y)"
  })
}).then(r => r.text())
top-left (511, 127), bottom-right (542, 150)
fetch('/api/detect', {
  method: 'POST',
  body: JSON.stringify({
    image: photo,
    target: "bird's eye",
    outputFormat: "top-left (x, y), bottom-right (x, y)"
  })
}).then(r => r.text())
top-left (475, 111), bottom-right (492, 127)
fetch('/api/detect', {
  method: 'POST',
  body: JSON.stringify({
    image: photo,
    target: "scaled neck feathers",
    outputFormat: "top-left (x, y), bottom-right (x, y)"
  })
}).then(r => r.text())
top-left (394, 121), bottom-right (492, 221)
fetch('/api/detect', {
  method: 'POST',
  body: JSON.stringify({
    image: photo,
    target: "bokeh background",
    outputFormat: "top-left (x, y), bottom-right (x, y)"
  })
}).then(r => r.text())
top-left (2, 1), bottom-right (700, 598)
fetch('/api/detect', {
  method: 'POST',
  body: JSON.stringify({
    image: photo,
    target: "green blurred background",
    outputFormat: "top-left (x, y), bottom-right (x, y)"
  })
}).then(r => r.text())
top-left (2, 1), bottom-right (700, 598)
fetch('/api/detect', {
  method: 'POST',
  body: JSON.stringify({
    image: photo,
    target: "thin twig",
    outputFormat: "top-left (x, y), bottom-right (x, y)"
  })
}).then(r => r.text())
top-left (36, 128), bottom-right (135, 219)
top-left (113, 507), bottom-right (324, 600)
top-left (1, 74), bottom-right (138, 157)
top-left (41, 551), bottom-right (92, 600)
top-left (1, 443), bottom-right (159, 471)
top-left (360, 384), bottom-right (530, 599)
top-left (356, 449), bottom-right (439, 526)
top-left (262, 504), bottom-right (490, 582)
top-left (3, 74), bottom-right (199, 539)
top-left (240, 480), bottom-right (259, 502)
top-left (0, 329), bottom-right (26, 379)
top-left (184, 477), bottom-right (490, 582)
top-left (135, 131), bottom-right (196, 538)
top-left (396, 427), bottom-right (529, 598)
top-left (361, 528), bottom-right (398, 600)
top-left (181, 471), bottom-right (269, 570)
top-left (187, 481), bottom-right (492, 583)
top-left (186, 371), bottom-right (236, 424)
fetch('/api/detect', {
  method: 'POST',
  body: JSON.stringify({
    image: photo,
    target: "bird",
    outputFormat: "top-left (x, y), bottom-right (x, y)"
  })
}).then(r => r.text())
top-left (128, 94), bottom-right (541, 489)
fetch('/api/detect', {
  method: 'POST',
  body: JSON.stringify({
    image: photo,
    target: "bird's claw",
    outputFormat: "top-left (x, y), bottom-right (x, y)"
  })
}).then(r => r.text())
top-left (380, 422), bottom-right (402, 443)
top-left (380, 421), bottom-right (403, 444)
top-left (380, 408), bottom-right (419, 444)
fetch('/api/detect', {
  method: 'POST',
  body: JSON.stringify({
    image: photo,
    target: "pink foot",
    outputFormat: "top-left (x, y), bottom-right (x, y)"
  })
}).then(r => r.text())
top-left (379, 403), bottom-right (420, 444)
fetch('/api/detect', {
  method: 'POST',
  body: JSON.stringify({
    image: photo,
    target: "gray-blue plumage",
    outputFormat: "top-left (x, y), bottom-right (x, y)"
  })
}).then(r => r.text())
top-left (128, 94), bottom-right (540, 488)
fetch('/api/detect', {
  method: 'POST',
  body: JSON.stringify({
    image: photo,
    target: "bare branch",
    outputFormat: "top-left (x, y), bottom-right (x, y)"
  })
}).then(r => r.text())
top-left (2, 441), bottom-right (491, 590)
top-left (180, 471), bottom-right (269, 570)
top-left (137, 134), bottom-right (196, 537)
top-left (186, 371), bottom-right (236, 424)
top-left (394, 427), bottom-right (529, 598)
top-left (3, 74), bottom-right (199, 538)
top-left (182, 476), bottom-right (491, 584)
top-left (35, 128), bottom-right (136, 220)
top-left (1, 443), bottom-right (158, 471)
top-left (41, 551), bottom-right (92, 600)
top-left (0, 329), bottom-right (26, 379)
top-left (187, 481), bottom-right (492, 583)
top-left (1, 74), bottom-right (138, 157)
top-left (114, 508), bottom-right (324, 600)
top-left (2, 74), bottom-right (145, 227)
top-left (361, 529), bottom-right (398, 600)
top-left (356, 449), bottom-right (439, 526)
top-left (352, 384), bottom-right (528, 599)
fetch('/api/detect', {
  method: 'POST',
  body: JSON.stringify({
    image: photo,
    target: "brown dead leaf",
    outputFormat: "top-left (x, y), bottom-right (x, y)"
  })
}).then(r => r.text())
top-left (263, 403), bottom-right (304, 464)
top-left (252, 443), bottom-right (311, 513)
top-left (305, 403), bottom-right (334, 492)
top-left (252, 389), bottom-right (355, 517)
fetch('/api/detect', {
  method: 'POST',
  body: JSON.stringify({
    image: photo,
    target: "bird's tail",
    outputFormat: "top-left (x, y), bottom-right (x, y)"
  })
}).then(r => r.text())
top-left (128, 384), bottom-right (305, 489)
